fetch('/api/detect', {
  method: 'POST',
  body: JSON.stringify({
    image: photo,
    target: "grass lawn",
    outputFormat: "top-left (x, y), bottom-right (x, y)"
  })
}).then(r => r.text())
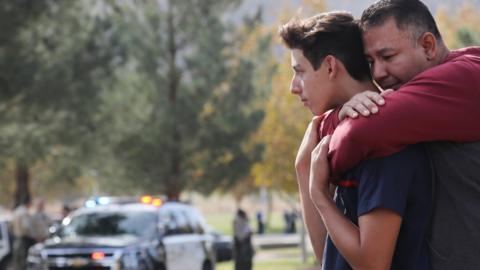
top-left (216, 259), bottom-right (316, 270)
top-left (216, 248), bottom-right (318, 270)
top-left (206, 213), bottom-right (315, 270)
top-left (205, 212), bottom-right (295, 235)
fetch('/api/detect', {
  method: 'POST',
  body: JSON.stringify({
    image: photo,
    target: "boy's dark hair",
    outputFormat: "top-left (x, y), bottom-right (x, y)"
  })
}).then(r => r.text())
top-left (279, 11), bottom-right (371, 82)
top-left (361, 0), bottom-right (442, 41)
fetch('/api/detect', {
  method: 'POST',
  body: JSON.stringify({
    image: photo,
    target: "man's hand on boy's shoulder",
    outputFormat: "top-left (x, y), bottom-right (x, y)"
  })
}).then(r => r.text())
top-left (338, 89), bottom-right (393, 121)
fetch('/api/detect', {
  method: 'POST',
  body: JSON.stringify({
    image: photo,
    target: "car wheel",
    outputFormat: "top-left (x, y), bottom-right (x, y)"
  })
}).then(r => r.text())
top-left (0, 256), bottom-right (13, 270)
top-left (202, 260), bottom-right (213, 270)
top-left (154, 263), bottom-right (166, 270)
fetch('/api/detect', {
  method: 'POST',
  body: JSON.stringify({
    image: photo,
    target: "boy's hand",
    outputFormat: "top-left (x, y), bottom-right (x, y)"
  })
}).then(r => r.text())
top-left (309, 135), bottom-right (331, 199)
top-left (338, 89), bottom-right (393, 121)
top-left (295, 115), bottom-right (324, 176)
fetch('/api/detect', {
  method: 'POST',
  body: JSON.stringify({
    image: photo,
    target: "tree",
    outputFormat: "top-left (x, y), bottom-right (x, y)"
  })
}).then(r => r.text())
top-left (190, 8), bottom-right (278, 195)
top-left (457, 27), bottom-right (480, 47)
top-left (251, 0), bottom-right (325, 194)
top-left (435, 3), bottom-right (480, 48)
top-left (104, 0), bottom-right (274, 200)
top-left (0, 1), bottom-right (120, 207)
top-left (251, 55), bottom-right (311, 194)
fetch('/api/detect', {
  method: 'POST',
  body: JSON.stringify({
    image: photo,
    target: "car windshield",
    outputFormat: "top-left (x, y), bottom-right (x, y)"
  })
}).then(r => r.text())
top-left (61, 210), bottom-right (157, 238)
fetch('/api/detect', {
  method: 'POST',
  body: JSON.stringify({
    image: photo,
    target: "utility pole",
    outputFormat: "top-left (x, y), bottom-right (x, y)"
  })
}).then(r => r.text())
top-left (300, 212), bottom-right (308, 263)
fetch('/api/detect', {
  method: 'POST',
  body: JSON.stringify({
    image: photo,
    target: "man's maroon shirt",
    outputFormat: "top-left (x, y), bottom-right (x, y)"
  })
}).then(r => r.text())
top-left (327, 47), bottom-right (480, 178)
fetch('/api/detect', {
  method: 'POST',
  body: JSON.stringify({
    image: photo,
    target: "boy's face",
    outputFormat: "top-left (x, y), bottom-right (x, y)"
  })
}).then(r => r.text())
top-left (363, 17), bottom-right (433, 89)
top-left (290, 49), bottom-right (335, 116)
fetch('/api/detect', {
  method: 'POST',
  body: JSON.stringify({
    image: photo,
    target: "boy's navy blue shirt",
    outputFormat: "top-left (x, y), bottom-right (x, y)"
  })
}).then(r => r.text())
top-left (322, 144), bottom-right (432, 270)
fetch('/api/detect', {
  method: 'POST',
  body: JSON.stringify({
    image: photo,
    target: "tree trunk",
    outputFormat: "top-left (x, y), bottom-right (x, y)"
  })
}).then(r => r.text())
top-left (13, 160), bottom-right (30, 209)
top-left (265, 188), bottom-right (273, 229)
top-left (166, 0), bottom-right (182, 202)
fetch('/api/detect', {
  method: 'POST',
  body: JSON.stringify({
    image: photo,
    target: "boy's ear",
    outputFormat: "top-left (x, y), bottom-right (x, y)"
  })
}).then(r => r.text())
top-left (324, 55), bottom-right (338, 79)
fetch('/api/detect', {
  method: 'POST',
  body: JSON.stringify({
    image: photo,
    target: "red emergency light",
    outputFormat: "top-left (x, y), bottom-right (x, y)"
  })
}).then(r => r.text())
top-left (91, 252), bottom-right (105, 260)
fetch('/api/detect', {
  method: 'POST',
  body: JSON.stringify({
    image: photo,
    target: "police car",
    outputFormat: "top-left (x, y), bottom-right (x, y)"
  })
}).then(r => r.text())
top-left (27, 198), bottom-right (216, 270)
top-left (0, 219), bottom-right (12, 270)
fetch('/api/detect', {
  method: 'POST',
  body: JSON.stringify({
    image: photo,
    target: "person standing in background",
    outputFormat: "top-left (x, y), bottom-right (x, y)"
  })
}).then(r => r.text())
top-left (12, 195), bottom-right (35, 270)
top-left (256, 211), bottom-right (265, 234)
top-left (31, 199), bottom-right (52, 243)
top-left (233, 209), bottom-right (254, 270)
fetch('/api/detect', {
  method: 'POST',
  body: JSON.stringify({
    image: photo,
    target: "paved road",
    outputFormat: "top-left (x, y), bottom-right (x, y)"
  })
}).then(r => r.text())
top-left (252, 233), bottom-right (306, 249)
top-left (251, 236), bottom-right (320, 269)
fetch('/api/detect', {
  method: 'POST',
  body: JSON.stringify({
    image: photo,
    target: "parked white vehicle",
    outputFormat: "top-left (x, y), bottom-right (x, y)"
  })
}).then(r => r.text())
top-left (0, 219), bottom-right (12, 270)
top-left (27, 199), bottom-right (216, 270)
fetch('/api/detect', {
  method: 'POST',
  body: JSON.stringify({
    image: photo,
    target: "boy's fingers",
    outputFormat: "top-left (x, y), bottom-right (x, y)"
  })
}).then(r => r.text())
top-left (319, 135), bottom-right (331, 157)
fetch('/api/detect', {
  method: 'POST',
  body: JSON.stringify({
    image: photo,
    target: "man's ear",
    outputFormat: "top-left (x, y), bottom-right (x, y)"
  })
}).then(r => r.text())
top-left (324, 55), bottom-right (337, 79)
top-left (419, 32), bottom-right (437, 61)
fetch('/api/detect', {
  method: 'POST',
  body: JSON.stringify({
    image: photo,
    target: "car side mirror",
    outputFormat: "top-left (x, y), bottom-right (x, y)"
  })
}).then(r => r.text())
top-left (157, 223), bottom-right (166, 236)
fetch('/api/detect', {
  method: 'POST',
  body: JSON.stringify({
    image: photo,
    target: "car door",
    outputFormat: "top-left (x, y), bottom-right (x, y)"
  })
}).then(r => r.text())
top-left (181, 207), bottom-right (209, 270)
top-left (159, 207), bottom-right (196, 270)
top-left (0, 221), bottom-right (10, 265)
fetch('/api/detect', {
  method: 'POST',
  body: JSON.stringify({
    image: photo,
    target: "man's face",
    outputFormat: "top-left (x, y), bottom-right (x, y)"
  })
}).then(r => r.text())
top-left (290, 49), bottom-right (334, 115)
top-left (363, 17), bottom-right (432, 89)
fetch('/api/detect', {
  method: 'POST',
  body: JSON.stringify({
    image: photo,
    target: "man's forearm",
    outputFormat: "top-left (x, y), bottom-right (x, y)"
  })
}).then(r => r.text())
top-left (297, 170), bottom-right (328, 262)
top-left (329, 81), bottom-right (480, 177)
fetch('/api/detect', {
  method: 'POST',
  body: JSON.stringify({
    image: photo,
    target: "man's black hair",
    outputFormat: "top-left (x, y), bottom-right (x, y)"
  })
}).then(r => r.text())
top-left (361, 0), bottom-right (442, 41)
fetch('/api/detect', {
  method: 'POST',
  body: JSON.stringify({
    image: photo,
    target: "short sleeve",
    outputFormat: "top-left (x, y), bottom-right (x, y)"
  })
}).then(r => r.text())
top-left (353, 145), bottom-right (428, 217)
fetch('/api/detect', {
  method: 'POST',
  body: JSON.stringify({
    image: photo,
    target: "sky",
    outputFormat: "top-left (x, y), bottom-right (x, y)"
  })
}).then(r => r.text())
top-left (233, 0), bottom-right (480, 24)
